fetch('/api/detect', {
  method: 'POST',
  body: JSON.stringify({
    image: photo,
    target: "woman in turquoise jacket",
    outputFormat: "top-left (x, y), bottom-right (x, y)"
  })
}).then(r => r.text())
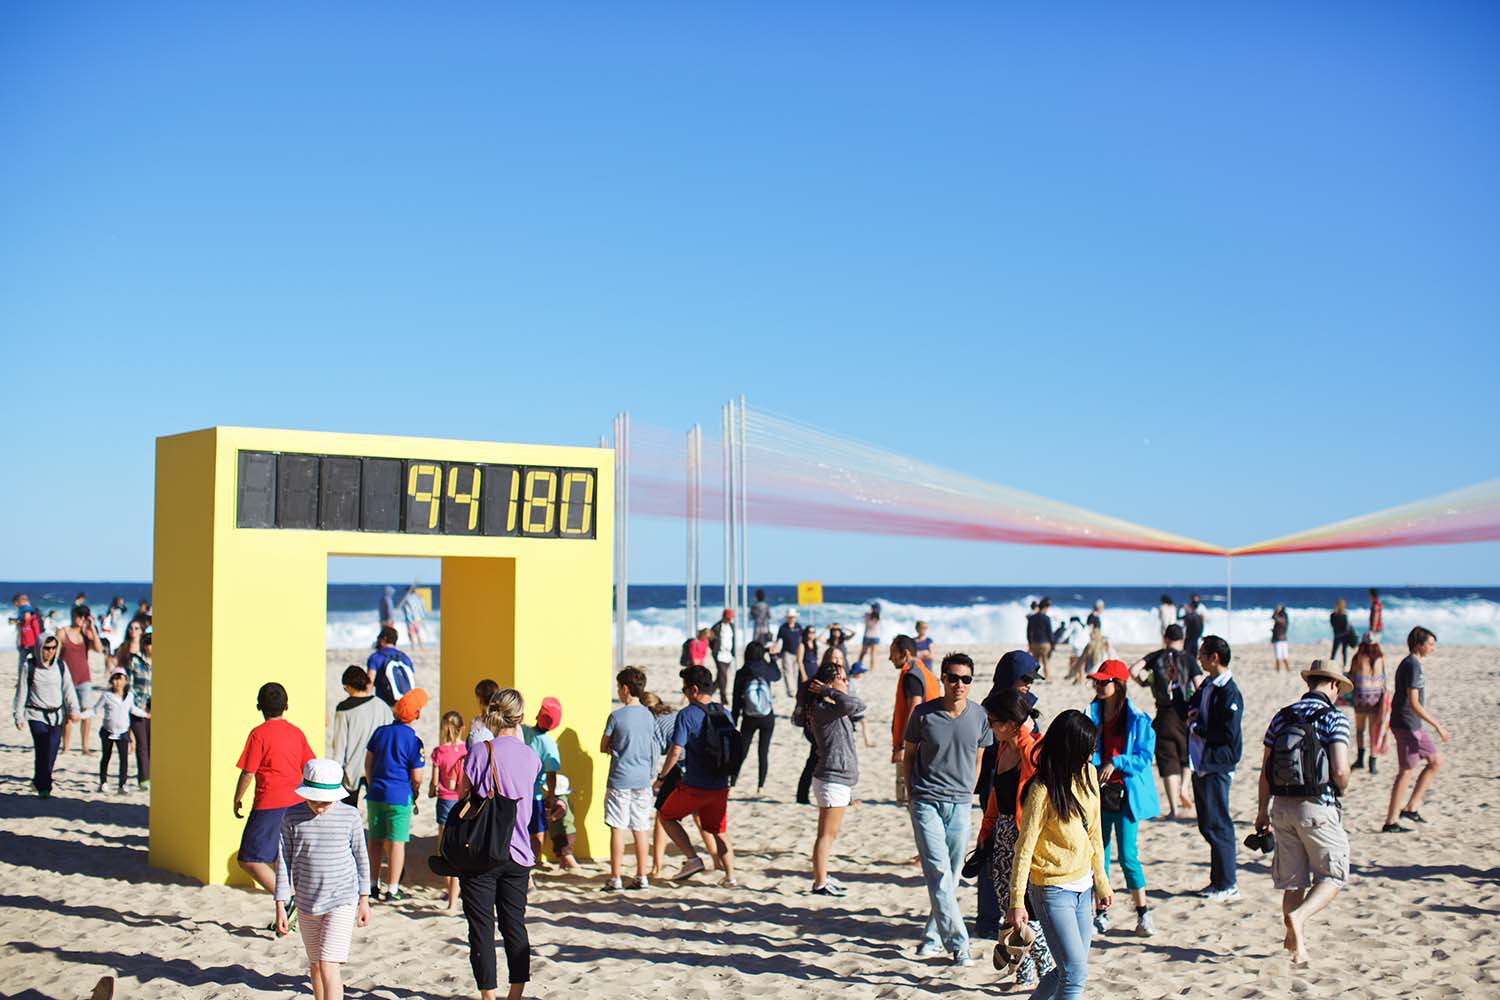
top-left (1087, 659), bottom-right (1160, 938)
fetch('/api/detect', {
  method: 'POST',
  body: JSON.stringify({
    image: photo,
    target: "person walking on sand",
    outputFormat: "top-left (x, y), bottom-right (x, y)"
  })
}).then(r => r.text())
top-left (731, 641), bottom-right (781, 795)
top-left (654, 665), bottom-right (739, 886)
top-left (1129, 625), bottom-right (1199, 819)
top-left (274, 759), bottom-right (372, 1000)
top-left (774, 609), bottom-right (803, 697)
top-left (709, 608), bottom-right (737, 704)
top-left (234, 683), bottom-right (316, 895)
top-left (1329, 599), bottom-right (1356, 668)
top-left (122, 630), bottom-right (152, 790)
top-left (364, 689), bottom-right (427, 901)
top-left (858, 602), bottom-right (883, 673)
top-left (1026, 599), bottom-right (1055, 680)
top-left (1157, 595), bottom-right (1177, 640)
top-left (399, 587), bottom-right (427, 650)
top-left (430, 711), bottom-right (468, 909)
top-left (1086, 600), bottom-right (1104, 632)
top-left (1085, 659), bottom-right (1158, 938)
top-left (903, 652), bottom-right (994, 966)
top-left (1348, 633), bottom-right (1386, 774)
top-left (1189, 636), bottom-right (1243, 899)
top-left (1007, 710), bottom-right (1112, 1000)
top-left (750, 589), bottom-right (773, 645)
top-left (805, 655), bottom-right (864, 896)
top-left (332, 666), bottom-right (391, 807)
top-left (1368, 588), bottom-right (1384, 643)
top-left (1271, 605), bottom-right (1291, 673)
top-left (366, 627), bottom-right (416, 707)
top-left (1382, 627), bottom-right (1449, 833)
top-left (976, 688), bottom-right (1053, 989)
top-left (13, 634), bottom-right (81, 799)
top-left (891, 634), bottom-right (941, 806)
top-left (1254, 661), bottom-right (1352, 966)
top-left (1182, 595), bottom-right (1205, 657)
top-left (459, 689), bottom-right (541, 1000)
top-left (58, 604), bottom-right (103, 753)
top-left (600, 667), bottom-right (656, 892)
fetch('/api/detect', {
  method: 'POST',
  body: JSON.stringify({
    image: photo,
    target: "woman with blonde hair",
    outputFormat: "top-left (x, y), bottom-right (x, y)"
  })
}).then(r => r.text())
top-left (458, 689), bottom-right (541, 1000)
top-left (1070, 628), bottom-right (1112, 686)
top-left (1330, 598), bottom-right (1355, 667)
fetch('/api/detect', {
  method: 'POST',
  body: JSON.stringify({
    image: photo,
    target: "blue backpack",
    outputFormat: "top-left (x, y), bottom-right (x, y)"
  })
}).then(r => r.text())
top-left (744, 675), bottom-right (774, 719)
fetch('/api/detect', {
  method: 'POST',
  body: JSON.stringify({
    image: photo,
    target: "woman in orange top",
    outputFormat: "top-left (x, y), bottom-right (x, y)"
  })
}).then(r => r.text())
top-left (978, 688), bottom-right (1053, 987)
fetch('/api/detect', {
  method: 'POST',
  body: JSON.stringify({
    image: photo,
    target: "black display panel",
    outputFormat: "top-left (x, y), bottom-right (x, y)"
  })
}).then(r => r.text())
top-left (237, 452), bottom-right (277, 528)
top-left (235, 450), bottom-right (596, 539)
top-left (361, 458), bottom-right (402, 532)
top-left (319, 457), bottom-right (361, 531)
top-left (276, 454), bottom-right (320, 530)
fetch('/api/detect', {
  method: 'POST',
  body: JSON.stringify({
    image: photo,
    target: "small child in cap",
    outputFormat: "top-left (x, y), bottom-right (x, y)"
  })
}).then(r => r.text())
top-left (522, 697), bottom-right (563, 866)
top-left (547, 773), bottom-right (581, 871)
top-left (275, 758), bottom-right (372, 1000)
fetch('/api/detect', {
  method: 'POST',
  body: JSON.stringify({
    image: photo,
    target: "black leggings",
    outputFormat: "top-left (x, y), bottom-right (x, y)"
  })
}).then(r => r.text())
top-left (99, 733), bottom-right (130, 788)
top-left (130, 714), bottom-right (150, 783)
top-left (737, 715), bottom-right (775, 790)
top-left (460, 861), bottom-right (531, 990)
top-left (1330, 635), bottom-right (1355, 666)
top-left (796, 727), bottom-right (817, 804)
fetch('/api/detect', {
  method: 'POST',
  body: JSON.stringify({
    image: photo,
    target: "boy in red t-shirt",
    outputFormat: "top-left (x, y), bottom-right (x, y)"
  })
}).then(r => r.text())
top-left (234, 682), bottom-right (315, 894)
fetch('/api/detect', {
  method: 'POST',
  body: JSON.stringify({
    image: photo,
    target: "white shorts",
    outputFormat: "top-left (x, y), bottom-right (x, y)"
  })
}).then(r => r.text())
top-left (604, 786), bottom-right (653, 832)
top-left (1273, 641), bottom-right (1289, 660)
top-left (298, 903), bottom-right (356, 963)
top-left (810, 777), bottom-right (852, 809)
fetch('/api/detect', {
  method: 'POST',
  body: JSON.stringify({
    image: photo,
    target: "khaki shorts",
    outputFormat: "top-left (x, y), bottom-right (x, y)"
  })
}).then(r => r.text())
top-left (1270, 798), bottom-right (1349, 890)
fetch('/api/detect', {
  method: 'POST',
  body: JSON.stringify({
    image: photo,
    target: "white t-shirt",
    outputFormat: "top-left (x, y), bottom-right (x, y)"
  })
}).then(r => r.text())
top-left (716, 622), bottom-right (735, 664)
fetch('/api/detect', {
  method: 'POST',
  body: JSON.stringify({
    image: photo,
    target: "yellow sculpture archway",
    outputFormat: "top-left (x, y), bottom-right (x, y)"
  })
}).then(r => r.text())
top-left (151, 426), bottom-right (612, 885)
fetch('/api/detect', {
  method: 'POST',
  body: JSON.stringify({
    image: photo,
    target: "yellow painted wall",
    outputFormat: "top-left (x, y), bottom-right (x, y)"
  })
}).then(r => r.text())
top-left (151, 426), bottom-right (613, 885)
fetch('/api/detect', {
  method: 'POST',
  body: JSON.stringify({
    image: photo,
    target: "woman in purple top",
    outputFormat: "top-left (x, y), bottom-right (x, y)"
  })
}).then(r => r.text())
top-left (459, 688), bottom-right (542, 1000)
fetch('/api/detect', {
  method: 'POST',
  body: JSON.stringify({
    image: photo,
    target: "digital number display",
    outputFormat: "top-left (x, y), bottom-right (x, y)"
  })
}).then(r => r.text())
top-left (235, 450), bottom-right (597, 539)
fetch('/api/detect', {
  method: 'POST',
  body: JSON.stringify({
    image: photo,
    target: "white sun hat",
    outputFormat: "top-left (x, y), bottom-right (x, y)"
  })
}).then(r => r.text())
top-left (295, 759), bottom-right (347, 802)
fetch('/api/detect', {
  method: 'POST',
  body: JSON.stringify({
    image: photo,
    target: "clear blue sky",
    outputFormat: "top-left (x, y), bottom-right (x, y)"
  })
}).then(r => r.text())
top-left (4, 3), bottom-right (1497, 586)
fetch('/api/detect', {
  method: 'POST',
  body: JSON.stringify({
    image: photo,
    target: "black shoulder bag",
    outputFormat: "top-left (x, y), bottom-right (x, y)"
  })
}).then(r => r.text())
top-left (429, 741), bottom-right (520, 876)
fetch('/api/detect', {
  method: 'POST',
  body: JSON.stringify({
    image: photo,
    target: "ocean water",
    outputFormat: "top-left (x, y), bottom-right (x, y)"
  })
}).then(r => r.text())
top-left (6, 582), bottom-right (1500, 650)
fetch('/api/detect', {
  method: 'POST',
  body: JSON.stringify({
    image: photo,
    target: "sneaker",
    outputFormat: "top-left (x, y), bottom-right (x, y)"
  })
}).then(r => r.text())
top-left (952, 951), bottom-right (974, 967)
top-left (673, 857), bottom-right (706, 881)
top-left (1135, 910), bottom-right (1155, 937)
top-left (1381, 822), bottom-right (1411, 834)
top-left (116, 786), bottom-right (129, 796)
top-left (140, 780), bottom-right (151, 792)
top-left (811, 881), bottom-right (847, 897)
top-left (37, 789), bottom-right (51, 799)
top-left (601, 876), bottom-right (624, 892)
top-left (385, 888), bottom-right (406, 903)
top-left (631, 876), bottom-right (650, 890)
top-left (1200, 885), bottom-right (1240, 901)
top-left (915, 944), bottom-right (945, 959)
top-left (1092, 911), bottom-right (1110, 934)
top-left (1400, 810), bottom-right (1428, 824)
top-left (1368, 758), bottom-right (1378, 775)
top-left (98, 782), bottom-right (107, 793)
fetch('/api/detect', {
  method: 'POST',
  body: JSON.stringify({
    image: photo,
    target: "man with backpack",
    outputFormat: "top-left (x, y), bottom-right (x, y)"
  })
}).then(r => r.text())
top-left (13, 634), bottom-right (82, 798)
top-left (365, 626), bottom-right (416, 707)
top-left (1130, 624), bottom-right (1201, 819)
top-left (731, 641), bottom-right (782, 795)
top-left (653, 664), bottom-right (740, 886)
top-left (1253, 661), bottom-right (1352, 965)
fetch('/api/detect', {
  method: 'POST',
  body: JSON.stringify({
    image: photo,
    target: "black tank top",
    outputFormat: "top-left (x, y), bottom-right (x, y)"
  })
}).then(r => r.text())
top-left (993, 767), bottom-right (1021, 816)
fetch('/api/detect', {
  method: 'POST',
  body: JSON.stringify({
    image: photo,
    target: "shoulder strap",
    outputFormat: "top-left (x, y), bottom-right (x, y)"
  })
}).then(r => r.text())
top-left (486, 741), bottom-right (501, 800)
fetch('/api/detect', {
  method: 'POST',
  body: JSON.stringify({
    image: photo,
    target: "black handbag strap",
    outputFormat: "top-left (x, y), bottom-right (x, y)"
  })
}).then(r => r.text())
top-left (485, 740), bottom-right (501, 799)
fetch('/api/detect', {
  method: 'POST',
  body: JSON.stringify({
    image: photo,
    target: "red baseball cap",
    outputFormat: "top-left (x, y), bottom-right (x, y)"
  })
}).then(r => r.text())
top-left (1085, 659), bottom-right (1131, 684)
top-left (723, 608), bottom-right (734, 620)
top-left (536, 696), bottom-right (562, 731)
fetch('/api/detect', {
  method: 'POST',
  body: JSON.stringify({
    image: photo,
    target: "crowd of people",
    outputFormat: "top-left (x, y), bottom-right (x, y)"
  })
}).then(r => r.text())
top-left (8, 587), bottom-right (1455, 1000)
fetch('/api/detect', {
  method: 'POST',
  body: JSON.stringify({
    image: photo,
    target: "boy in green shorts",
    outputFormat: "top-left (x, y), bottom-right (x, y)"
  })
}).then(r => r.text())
top-left (364, 688), bottom-right (426, 902)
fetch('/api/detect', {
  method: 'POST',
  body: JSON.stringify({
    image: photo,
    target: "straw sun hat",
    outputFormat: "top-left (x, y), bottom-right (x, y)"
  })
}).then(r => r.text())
top-left (1301, 659), bottom-right (1354, 693)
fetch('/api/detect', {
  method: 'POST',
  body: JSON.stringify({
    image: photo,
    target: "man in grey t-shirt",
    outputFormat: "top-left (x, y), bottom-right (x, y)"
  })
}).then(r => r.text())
top-left (902, 652), bottom-right (993, 966)
top-left (1383, 627), bottom-right (1450, 834)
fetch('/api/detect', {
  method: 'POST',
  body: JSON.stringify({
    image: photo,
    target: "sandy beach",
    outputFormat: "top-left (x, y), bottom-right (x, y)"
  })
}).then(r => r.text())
top-left (3, 638), bottom-right (1498, 999)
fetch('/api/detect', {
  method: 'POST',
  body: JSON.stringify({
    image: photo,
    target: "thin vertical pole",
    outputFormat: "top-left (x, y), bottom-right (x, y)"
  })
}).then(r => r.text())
top-left (722, 403), bottom-right (733, 614)
top-left (737, 395), bottom-right (748, 632)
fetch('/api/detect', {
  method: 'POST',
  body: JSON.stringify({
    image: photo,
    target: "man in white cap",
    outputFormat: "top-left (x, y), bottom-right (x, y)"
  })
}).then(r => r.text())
top-left (1252, 661), bottom-right (1352, 966)
top-left (774, 608), bottom-right (802, 697)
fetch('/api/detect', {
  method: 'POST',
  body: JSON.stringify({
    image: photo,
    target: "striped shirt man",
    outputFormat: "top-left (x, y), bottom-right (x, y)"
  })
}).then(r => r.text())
top-left (274, 801), bottom-right (371, 914)
top-left (1262, 693), bottom-right (1351, 807)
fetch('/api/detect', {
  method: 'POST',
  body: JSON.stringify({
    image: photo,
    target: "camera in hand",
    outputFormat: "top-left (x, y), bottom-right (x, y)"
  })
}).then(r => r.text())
top-left (1243, 829), bottom-right (1276, 854)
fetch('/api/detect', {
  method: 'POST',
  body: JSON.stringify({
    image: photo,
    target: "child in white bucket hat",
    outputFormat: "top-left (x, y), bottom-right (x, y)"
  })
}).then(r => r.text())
top-left (275, 759), bottom-right (372, 1000)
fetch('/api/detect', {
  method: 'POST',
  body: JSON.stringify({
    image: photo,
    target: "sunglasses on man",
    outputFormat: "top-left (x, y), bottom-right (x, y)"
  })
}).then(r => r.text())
top-left (943, 672), bottom-right (974, 685)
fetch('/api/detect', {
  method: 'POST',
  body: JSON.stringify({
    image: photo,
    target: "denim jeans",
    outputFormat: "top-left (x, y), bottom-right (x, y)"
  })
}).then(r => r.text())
top-left (1028, 883), bottom-right (1093, 1000)
top-left (909, 798), bottom-right (970, 954)
top-left (1100, 808), bottom-right (1146, 891)
top-left (1192, 771), bottom-right (1237, 890)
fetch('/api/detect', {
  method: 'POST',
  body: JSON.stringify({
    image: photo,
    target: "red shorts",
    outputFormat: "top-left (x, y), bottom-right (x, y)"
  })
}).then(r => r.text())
top-left (660, 784), bottom-right (729, 834)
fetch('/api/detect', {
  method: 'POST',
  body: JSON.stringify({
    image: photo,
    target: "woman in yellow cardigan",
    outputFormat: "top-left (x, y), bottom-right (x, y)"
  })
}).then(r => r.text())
top-left (1006, 710), bottom-right (1113, 1000)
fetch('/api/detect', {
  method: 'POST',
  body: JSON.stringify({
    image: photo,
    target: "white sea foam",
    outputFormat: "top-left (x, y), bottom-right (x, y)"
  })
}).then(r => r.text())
top-left (15, 596), bottom-right (1500, 652)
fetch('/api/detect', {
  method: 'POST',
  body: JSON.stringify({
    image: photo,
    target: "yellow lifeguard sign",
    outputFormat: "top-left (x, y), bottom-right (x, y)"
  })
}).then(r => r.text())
top-left (797, 581), bottom-right (823, 607)
top-left (152, 427), bottom-right (613, 885)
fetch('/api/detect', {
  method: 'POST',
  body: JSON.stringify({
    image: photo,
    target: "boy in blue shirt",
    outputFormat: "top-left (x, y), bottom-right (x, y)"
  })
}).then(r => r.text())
top-left (364, 688), bottom-right (426, 902)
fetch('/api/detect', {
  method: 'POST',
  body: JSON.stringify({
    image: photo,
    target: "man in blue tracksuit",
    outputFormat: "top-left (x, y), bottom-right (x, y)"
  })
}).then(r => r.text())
top-left (1189, 635), bottom-right (1244, 899)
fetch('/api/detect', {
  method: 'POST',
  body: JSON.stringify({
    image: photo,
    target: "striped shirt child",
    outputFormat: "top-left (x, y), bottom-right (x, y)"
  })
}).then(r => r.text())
top-left (275, 801), bottom-right (372, 914)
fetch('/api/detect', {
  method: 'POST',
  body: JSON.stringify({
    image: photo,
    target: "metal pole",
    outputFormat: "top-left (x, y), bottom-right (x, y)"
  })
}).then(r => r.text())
top-left (722, 403), bottom-right (733, 614)
top-left (737, 394), bottom-right (748, 634)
